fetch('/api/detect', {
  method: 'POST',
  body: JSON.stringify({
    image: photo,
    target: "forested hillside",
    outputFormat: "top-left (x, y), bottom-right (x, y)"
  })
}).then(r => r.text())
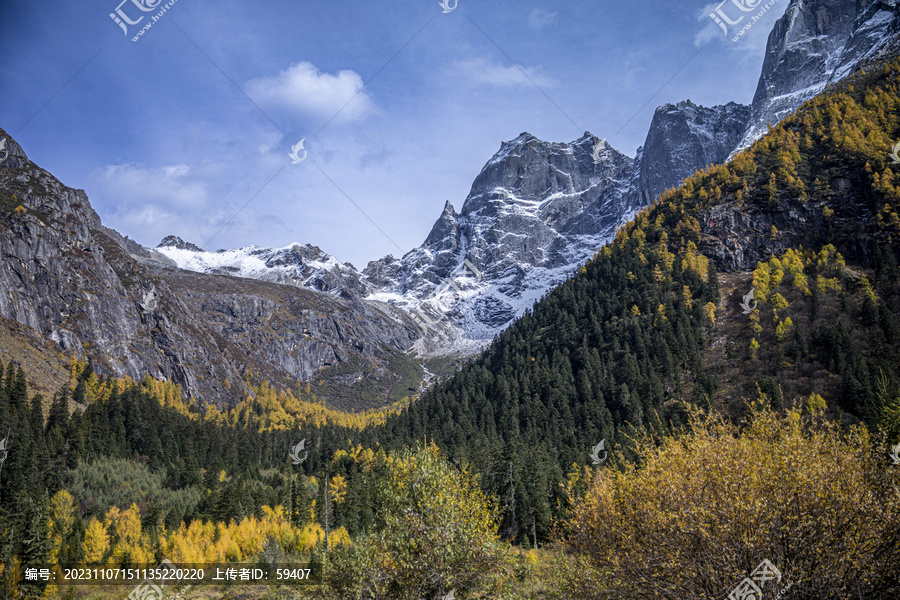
top-left (3, 31), bottom-right (900, 600)
top-left (376, 57), bottom-right (900, 544)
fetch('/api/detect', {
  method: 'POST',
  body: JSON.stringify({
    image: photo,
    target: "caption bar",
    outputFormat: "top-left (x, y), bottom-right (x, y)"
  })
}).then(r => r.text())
top-left (21, 563), bottom-right (322, 587)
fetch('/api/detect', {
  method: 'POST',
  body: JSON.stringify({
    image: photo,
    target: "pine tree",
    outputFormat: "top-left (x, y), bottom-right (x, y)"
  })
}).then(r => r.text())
top-left (22, 493), bottom-right (52, 566)
top-left (498, 462), bottom-right (517, 542)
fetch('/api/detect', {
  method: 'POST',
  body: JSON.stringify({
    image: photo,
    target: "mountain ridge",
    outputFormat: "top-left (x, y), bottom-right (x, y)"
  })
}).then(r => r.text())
top-left (156, 0), bottom-right (900, 353)
top-left (0, 128), bottom-right (423, 407)
top-left (2, 0), bottom-right (899, 404)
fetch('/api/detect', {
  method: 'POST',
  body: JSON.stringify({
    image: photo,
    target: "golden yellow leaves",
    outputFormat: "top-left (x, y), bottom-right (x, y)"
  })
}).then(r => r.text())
top-left (82, 518), bottom-right (109, 563)
top-left (704, 302), bottom-right (717, 327)
top-left (774, 317), bottom-right (794, 342)
top-left (48, 490), bottom-right (75, 563)
top-left (559, 406), bottom-right (900, 598)
top-left (328, 474), bottom-right (348, 505)
top-left (76, 501), bottom-right (332, 566)
top-left (804, 393), bottom-right (827, 414)
top-left (326, 444), bottom-right (514, 599)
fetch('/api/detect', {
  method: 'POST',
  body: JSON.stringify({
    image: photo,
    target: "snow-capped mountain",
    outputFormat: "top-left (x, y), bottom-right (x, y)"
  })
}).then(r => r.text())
top-left (158, 133), bottom-right (642, 353)
top-left (156, 236), bottom-right (368, 299)
top-left (736, 0), bottom-right (900, 153)
top-left (156, 0), bottom-right (900, 356)
top-left (364, 132), bottom-right (638, 349)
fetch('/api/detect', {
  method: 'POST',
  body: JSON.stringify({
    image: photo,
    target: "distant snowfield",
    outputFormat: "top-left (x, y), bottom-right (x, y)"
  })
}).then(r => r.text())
top-left (158, 244), bottom-right (341, 279)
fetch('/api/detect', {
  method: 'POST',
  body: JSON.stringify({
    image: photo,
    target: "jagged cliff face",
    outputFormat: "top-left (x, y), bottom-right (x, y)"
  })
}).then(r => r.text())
top-left (0, 127), bottom-right (420, 405)
top-left (698, 162), bottom-right (876, 273)
top-left (363, 133), bottom-right (639, 344)
top-left (738, 0), bottom-right (900, 152)
top-left (639, 101), bottom-right (751, 205)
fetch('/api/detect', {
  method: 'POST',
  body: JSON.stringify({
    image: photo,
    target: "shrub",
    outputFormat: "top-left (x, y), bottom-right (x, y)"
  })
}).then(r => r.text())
top-left (324, 444), bottom-right (514, 600)
top-left (804, 393), bottom-right (827, 414)
top-left (555, 407), bottom-right (900, 600)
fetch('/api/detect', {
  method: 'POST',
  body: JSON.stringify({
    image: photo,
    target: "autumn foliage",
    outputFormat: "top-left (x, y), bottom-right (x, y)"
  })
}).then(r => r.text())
top-left (79, 503), bottom-right (333, 566)
top-left (556, 407), bottom-right (900, 600)
top-left (325, 444), bottom-right (515, 600)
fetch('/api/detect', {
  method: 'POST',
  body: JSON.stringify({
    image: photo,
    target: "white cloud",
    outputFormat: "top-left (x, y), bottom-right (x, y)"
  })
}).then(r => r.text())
top-left (695, 3), bottom-right (725, 47)
top-left (245, 62), bottom-right (378, 124)
top-left (528, 7), bottom-right (558, 32)
top-left (622, 60), bottom-right (647, 89)
top-left (449, 57), bottom-right (558, 89)
top-left (89, 163), bottom-right (213, 246)
top-left (95, 163), bottom-right (209, 212)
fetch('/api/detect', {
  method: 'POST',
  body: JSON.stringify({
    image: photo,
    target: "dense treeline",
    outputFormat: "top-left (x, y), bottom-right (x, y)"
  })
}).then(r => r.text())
top-left (0, 363), bottom-right (366, 593)
top-left (728, 245), bottom-right (900, 429)
top-left (2, 362), bottom-right (898, 599)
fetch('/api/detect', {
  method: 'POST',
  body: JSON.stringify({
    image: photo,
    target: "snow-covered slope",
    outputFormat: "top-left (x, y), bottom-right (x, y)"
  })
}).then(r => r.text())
top-left (155, 237), bottom-right (368, 299)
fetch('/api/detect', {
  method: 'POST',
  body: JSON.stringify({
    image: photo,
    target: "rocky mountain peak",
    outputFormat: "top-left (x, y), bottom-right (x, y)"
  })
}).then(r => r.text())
top-left (0, 131), bottom-right (27, 165)
top-left (737, 0), bottom-right (900, 151)
top-left (423, 201), bottom-right (460, 249)
top-left (0, 128), bottom-right (102, 230)
top-left (359, 128), bottom-right (641, 349)
top-left (639, 100), bottom-right (751, 204)
top-left (464, 129), bottom-right (632, 214)
top-left (158, 235), bottom-right (203, 252)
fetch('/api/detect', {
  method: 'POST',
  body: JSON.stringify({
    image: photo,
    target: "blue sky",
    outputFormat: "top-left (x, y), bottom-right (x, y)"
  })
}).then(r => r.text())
top-left (0, 0), bottom-right (789, 268)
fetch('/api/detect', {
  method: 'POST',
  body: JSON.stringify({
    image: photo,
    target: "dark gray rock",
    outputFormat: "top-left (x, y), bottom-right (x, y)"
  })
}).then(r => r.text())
top-left (639, 101), bottom-right (751, 204)
top-left (738, 0), bottom-right (900, 151)
top-left (158, 235), bottom-right (203, 252)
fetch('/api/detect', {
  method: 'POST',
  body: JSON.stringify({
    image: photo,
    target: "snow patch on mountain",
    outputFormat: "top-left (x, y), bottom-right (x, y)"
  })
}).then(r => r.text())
top-left (155, 242), bottom-right (368, 297)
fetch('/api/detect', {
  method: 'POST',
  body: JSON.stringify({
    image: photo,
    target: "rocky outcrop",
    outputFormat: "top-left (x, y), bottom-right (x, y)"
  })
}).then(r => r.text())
top-left (698, 175), bottom-right (876, 273)
top-left (159, 235), bottom-right (203, 252)
top-left (0, 126), bottom-right (420, 406)
top-left (738, 0), bottom-right (900, 151)
top-left (156, 241), bottom-right (370, 299)
top-left (639, 101), bottom-right (751, 204)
